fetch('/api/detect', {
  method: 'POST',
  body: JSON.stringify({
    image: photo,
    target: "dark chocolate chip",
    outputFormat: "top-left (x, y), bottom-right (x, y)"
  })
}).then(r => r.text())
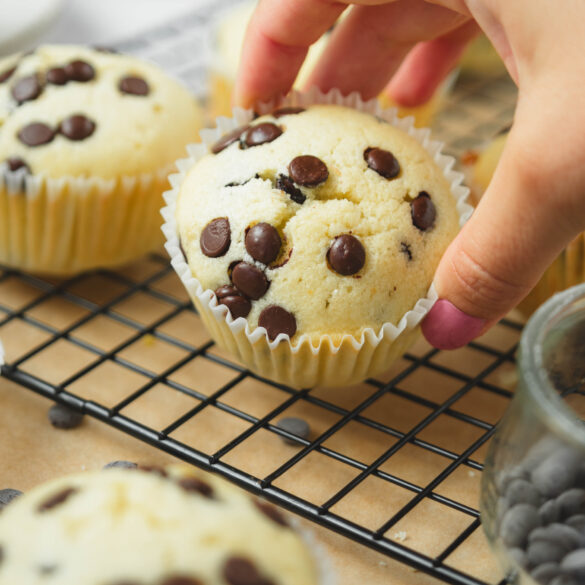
top-left (48, 403), bottom-right (84, 429)
top-left (138, 465), bottom-right (168, 477)
top-left (243, 123), bottom-right (282, 147)
top-left (177, 477), bottom-right (214, 499)
top-left (224, 174), bottom-right (260, 188)
top-left (245, 223), bottom-right (281, 265)
top-left (223, 556), bottom-right (275, 585)
top-left (254, 499), bottom-right (289, 527)
top-left (200, 218), bottom-right (231, 258)
top-left (275, 417), bottom-right (310, 446)
top-left (411, 191), bottom-right (436, 231)
top-left (160, 577), bottom-right (204, 585)
top-left (38, 487), bottom-right (78, 512)
top-left (46, 67), bottom-right (68, 85)
top-left (272, 107), bottom-right (305, 118)
top-left (5, 156), bottom-right (31, 174)
top-left (17, 122), bottom-right (55, 147)
top-left (11, 74), bottom-right (43, 104)
top-left (275, 174), bottom-right (305, 204)
top-left (215, 285), bottom-right (251, 319)
top-left (212, 125), bottom-right (250, 154)
top-left (400, 242), bottom-right (412, 261)
top-left (59, 114), bottom-right (96, 141)
top-left (64, 60), bottom-right (95, 82)
top-left (327, 234), bottom-right (366, 276)
top-left (0, 66), bottom-right (16, 83)
top-left (231, 262), bottom-right (269, 300)
top-left (258, 305), bottom-right (297, 341)
top-left (0, 489), bottom-right (23, 510)
top-left (119, 75), bottom-right (150, 96)
top-left (103, 460), bottom-right (138, 470)
top-left (364, 147), bottom-right (400, 179)
top-left (288, 155), bottom-right (328, 187)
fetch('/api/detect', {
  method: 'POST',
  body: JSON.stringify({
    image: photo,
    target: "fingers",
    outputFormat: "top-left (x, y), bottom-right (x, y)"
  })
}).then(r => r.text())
top-left (384, 20), bottom-right (480, 107)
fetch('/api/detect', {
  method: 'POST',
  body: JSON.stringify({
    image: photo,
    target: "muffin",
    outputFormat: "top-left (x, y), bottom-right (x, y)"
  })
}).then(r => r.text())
top-left (0, 465), bottom-right (328, 584)
top-left (0, 45), bottom-right (203, 275)
top-left (164, 91), bottom-right (472, 387)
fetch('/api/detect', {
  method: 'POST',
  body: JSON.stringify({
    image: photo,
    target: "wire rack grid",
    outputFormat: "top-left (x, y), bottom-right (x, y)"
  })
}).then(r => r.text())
top-left (0, 4), bottom-right (520, 585)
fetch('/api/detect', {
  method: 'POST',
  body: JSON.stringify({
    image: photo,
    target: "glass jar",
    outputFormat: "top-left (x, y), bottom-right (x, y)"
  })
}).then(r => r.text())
top-left (481, 283), bottom-right (585, 585)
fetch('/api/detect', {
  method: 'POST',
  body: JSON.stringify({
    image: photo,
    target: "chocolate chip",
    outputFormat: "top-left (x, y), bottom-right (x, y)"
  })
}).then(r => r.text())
top-left (212, 125), bottom-right (250, 154)
top-left (245, 223), bottom-right (281, 265)
top-left (243, 123), bottom-right (282, 147)
top-left (410, 191), bottom-right (436, 231)
top-left (17, 122), bottom-right (55, 147)
top-left (254, 499), bottom-right (289, 527)
top-left (5, 156), bottom-right (31, 173)
top-left (327, 234), bottom-right (366, 276)
top-left (11, 74), bottom-right (43, 104)
top-left (215, 285), bottom-right (251, 319)
top-left (160, 577), bottom-right (204, 585)
top-left (59, 114), bottom-right (96, 141)
top-left (400, 242), bottom-right (412, 261)
top-left (38, 487), bottom-right (78, 512)
top-left (119, 75), bottom-right (150, 96)
top-left (225, 174), bottom-right (260, 188)
top-left (231, 262), bottom-right (268, 300)
top-left (275, 417), bottom-right (310, 446)
top-left (0, 66), bottom-right (16, 83)
top-left (364, 147), bottom-right (400, 179)
top-left (272, 107), bottom-right (305, 118)
top-left (46, 67), bottom-right (68, 85)
top-left (48, 403), bottom-right (84, 429)
top-left (64, 60), bottom-right (95, 82)
top-left (177, 477), bottom-right (214, 499)
top-left (103, 460), bottom-right (137, 470)
top-left (0, 489), bottom-right (23, 510)
top-left (288, 155), bottom-right (328, 187)
top-left (258, 305), bottom-right (297, 341)
top-left (275, 174), bottom-right (305, 204)
top-left (138, 465), bottom-right (168, 477)
top-left (223, 556), bottom-right (275, 585)
top-left (200, 218), bottom-right (231, 258)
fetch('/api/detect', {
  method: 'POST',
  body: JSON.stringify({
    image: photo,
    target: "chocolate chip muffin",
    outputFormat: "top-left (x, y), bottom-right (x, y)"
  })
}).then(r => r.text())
top-left (165, 96), bottom-right (470, 387)
top-left (0, 465), bottom-right (326, 585)
top-left (0, 45), bottom-right (202, 275)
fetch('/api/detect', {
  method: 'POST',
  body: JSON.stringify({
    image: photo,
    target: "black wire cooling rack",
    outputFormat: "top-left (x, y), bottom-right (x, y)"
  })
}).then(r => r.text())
top-left (0, 3), bottom-right (521, 584)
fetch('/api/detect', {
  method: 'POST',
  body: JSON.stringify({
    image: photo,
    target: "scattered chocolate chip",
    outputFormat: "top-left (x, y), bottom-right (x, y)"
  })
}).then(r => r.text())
top-left (59, 114), bottom-right (96, 141)
top-left (327, 234), bottom-right (366, 276)
top-left (119, 75), bottom-right (150, 96)
top-left (103, 460), bottom-right (137, 470)
top-left (364, 147), bottom-right (400, 179)
top-left (243, 123), bottom-right (282, 147)
top-left (223, 556), bottom-right (275, 585)
top-left (215, 285), bottom-right (251, 319)
top-left (258, 305), bottom-right (297, 340)
top-left (64, 60), bottom-right (95, 82)
top-left (46, 67), bottom-right (68, 85)
top-left (0, 489), bottom-right (23, 510)
top-left (37, 487), bottom-right (78, 512)
top-left (177, 477), bottom-right (214, 499)
top-left (272, 106), bottom-right (305, 118)
top-left (288, 155), bottom-right (328, 187)
top-left (275, 174), bottom-right (305, 204)
top-left (160, 576), bottom-right (204, 585)
top-left (0, 66), bottom-right (17, 83)
top-left (231, 262), bottom-right (269, 300)
top-left (411, 191), bottom-right (436, 231)
top-left (254, 499), bottom-right (289, 527)
top-left (17, 122), bottom-right (55, 147)
top-left (11, 74), bottom-right (43, 104)
top-left (400, 242), bottom-right (413, 261)
top-left (245, 223), bottom-right (281, 265)
top-left (211, 125), bottom-right (250, 154)
top-left (225, 174), bottom-right (260, 188)
top-left (200, 218), bottom-right (231, 258)
top-left (138, 465), bottom-right (168, 477)
top-left (275, 417), bottom-right (310, 446)
top-left (48, 403), bottom-right (84, 429)
top-left (5, 156), bottom-right (31, 174)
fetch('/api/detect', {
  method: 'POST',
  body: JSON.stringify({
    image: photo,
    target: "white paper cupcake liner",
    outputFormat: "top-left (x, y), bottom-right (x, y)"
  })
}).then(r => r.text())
top-left (162, 87), bottom-right (473, 388)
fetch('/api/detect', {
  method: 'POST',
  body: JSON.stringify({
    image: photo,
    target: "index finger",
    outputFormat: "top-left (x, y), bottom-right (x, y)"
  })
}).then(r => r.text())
top-left (234, 0), bottom-right (347, 107)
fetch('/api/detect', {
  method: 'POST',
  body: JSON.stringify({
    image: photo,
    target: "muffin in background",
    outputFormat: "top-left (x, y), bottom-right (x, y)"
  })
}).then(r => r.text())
top-left (0, 45), bottom-right (203, 275)
top-left (0, 465), bottom-right (328, 585)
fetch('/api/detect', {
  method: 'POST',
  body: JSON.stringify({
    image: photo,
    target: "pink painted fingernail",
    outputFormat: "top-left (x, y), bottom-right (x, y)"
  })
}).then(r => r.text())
top-left (422, 299), bottom-right (486, 350)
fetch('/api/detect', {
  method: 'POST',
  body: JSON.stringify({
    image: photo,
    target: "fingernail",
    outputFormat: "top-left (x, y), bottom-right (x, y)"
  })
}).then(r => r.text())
top-left (422, 299), bottom-right (486, 350)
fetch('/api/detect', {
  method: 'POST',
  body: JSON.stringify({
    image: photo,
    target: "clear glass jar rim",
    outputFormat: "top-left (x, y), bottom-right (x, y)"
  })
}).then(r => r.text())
top-left (520, 282), bottom-right (585, 447)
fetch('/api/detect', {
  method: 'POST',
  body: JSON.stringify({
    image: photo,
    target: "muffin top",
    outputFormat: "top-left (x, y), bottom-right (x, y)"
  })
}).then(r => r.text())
top-left (176, 104), bottom-right (460, 342)
top-left (0, 45), bottom-right (202, 179)
top-left (0, 465), bottom-right (322, 585)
